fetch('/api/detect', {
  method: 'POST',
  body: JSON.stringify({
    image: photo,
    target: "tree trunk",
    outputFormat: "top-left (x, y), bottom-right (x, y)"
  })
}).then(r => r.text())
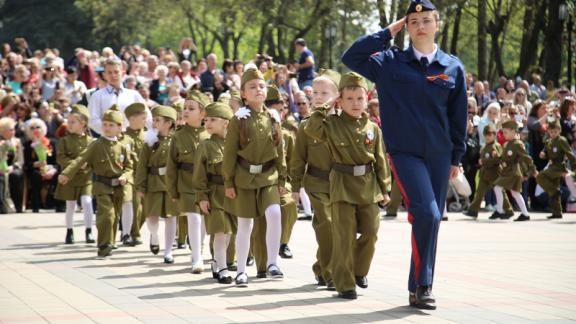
top-left (450, 2), bottom-right (465, 55)
top-left (477, 0), bottom-right (488, 80)
top-left (393, 0), bottom-right (405, 48)
top-left (440, 7), bottom-right (451, 51)
top-left (377, 0), bottom-right (388, 28)
top-left (543, 0), bottom-right (564, 86)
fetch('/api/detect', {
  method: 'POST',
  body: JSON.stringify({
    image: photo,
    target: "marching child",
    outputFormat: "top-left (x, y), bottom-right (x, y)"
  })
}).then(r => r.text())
top-left (54, 104), bottom-right (95, 244)
top-left (59, 105), bottom-right (133, 257)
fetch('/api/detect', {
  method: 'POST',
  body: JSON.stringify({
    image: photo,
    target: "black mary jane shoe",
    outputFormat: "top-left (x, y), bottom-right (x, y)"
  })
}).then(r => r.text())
top-left (235, 272), bottom-right (248, 287)
top-left (65, 229), bottom-right (74, 244)
top-left (85, 228), bottom-right (95, 243)
top-left (279, 244), bottom-right (293, 259)
top-left (355, 276), bottom-right (368, 289)
top-left (150, 244), bottom-right (160, 255)
top-left (163, 255), bottom-right (174, 264)
top-left (217, 269), bottom-right (233, 284)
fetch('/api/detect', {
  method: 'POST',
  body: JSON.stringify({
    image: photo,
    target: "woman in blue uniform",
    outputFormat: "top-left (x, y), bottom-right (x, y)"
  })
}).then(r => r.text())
top-left (341, 0), bottom-right (468, 310)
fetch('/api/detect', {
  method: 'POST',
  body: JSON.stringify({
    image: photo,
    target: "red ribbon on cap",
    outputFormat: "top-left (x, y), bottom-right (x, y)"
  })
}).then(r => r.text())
top-left (426, 74), bottom-right (450, 82)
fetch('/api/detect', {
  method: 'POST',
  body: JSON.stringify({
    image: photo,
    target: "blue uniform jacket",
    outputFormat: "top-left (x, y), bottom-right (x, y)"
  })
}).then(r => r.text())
top-left (341, 28), bottom-right (468, 166)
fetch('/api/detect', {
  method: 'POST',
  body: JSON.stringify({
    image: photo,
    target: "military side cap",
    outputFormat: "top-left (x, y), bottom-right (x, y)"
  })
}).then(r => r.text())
top-left (71, 104), bottom-right (90, 119)
top-left (406, 0), bottom-right (436, 14)
top-left (124, 102), bottom-right (146, 118)
top-left (266, 85), bottom-right (282, 103)
top-left (339, 72), bottom-right (368, 90)
top-left (241, 68), bottom-right (264, 89)
top-left (186, 89), bottom-right (210, 108)
top-left (205, 102), bottom-right (233, 120)
top-left (103, 104), bottom-right (123, 125)
top-left (483, 123), bottom-right (497, 135)
top-left (171, 101), bottom-right (184, 113)
top-left (317, 68), bottom-right (341, 88)
top-left (501, 119), bottom-right (519, 130)
top-left (152, 105), bottom-right (177, 122)
top-left (230, 89), bottom-right (242, 102)
top-left (218, 92), bottom-right (231, 105)
top-left (548, 119), bottom-right (561, 129)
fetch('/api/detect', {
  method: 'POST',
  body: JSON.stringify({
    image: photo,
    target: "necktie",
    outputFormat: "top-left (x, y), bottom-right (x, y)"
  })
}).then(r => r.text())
top-left (420, 57), bottom-right (429, 70)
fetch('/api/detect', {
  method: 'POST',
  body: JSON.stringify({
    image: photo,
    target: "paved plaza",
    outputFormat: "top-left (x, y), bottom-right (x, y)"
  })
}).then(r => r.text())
top-left (1, 210), bottom-right (575, 323)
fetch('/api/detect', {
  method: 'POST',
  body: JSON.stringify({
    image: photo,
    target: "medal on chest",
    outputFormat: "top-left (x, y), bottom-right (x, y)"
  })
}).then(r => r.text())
top-left (365, 129), bottom-right (375, 145)
top-left (485, 153), bottom-right (490, 159)
top-left (553, 146), bottom-right (558, 153)
top-left (117, 154), bottom-right (125, 168)
top-left (507, 150), bottom-right (513, 156)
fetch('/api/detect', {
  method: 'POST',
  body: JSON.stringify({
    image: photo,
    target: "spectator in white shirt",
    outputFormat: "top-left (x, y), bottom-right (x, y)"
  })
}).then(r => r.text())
top-left (63, 66), bottom-right (87, 105)
top-left (88, 58), bottom-right (151, 135)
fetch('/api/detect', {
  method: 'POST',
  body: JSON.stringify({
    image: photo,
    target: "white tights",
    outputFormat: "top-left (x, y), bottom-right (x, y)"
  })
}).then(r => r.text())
top-left (299, 187), bottom-right (312, 215)
top-left (64, 195), bottom-right (93, 229)
top-left (213, 232), bottom-right (231, 276)
top-left (187, 212), bottom-right (203, 267)
top-left (494, 186), bottom-right (528, 215)
top-left (121, 201), bottom-right (133, 236)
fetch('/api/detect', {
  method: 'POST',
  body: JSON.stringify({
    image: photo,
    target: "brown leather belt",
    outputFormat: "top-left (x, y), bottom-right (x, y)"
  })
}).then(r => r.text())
top-left (238, 157), bottom-right (275, 174)
top-left (208, 174), bottom-right (224, 185)
top-left (332, 163), bottom-right (373, 176)
top-left (306, 165), bottom-right (330, 181)
top-left (148, 166), bottom-right (167, 175)
top-left (178, 162), bottom-right (194, 172)
top-left (94, 175), bottom-right (121, 187)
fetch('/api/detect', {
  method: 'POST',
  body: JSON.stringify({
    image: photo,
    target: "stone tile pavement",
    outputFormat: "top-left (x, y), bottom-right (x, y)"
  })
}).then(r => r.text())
top-left (1, 210), bottom-right (575, 323)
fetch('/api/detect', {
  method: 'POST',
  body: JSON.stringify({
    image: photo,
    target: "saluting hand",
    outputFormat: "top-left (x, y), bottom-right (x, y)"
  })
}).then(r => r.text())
top-left (388, 17), bottom-right (406, 37)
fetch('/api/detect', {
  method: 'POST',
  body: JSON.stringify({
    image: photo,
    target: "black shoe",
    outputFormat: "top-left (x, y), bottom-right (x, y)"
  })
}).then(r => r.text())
top-left (211, 262), bottom-right (219, 279)
top-left (316, 276), bottom-right (326, 286)
top-left (383, 212), bottom-right (397, 218)
top-left (122, 234), bottom-right (134, 246)
top-left (217, 269), bottom-right (233, 284)
top-left (163, 256), bottom-right (174, 264)
top-left (132, 238), bottom-right (143, 245)
top-left (246, 256), bottom-right (255, 266)
top-left (266, 264), bottom-right (284, 279)
top-left (355, 276), bottom-right (368, 289)
top-left (97, 244), bottom-right (113, 258)
top-left (462, 210), bottom-right (478, 218)
top-left (298, 214), bottom-right (312, 221)
top-left (409, 286), bottom-right (436, 310)
top-left (547, 214), bottom-right (563, 219)
top-left (279, 244), bottom-right (293, 259)
top-left (177, 242), bottom-right (186, 249)
top-left (337, 290), bottom-right (357, 300)
top-left (150, 244), bottom-right (160, 255)
top-left (65, 229), bottom-right (74, 244)
top-left (85, 228), bottom-right (95, 243)
top-left (256, 271), bottom-right (267, 278)
top-left (235, 272), bottom-right (248, 287)
top-left (227, 262), bottom-right (238, 272)
top-left (489, 211), bottom-right (504, 220)
top-left (326, 281), bottom-right (336, 291)
top-left (514, 214), bottom-right (530, 222)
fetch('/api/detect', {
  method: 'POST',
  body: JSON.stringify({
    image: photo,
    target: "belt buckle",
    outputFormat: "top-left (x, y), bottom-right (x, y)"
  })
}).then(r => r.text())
top-left (158, 167), bottom-right (167, 176)
top-left (249, 164), bottom-right (263, 174)
top-left (111, 178), bottom-right (120, 187)
top-left (353, 165), bottom-right (366, 176)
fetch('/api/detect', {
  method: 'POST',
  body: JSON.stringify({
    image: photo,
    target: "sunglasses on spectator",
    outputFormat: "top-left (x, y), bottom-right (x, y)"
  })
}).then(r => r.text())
top-left (296, 102), bottom-right (307, 106)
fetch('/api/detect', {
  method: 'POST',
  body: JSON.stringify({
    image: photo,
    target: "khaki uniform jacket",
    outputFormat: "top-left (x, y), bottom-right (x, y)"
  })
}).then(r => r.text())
top-left (494, 139), bottom-right (536, 192)
top-left (135, 136), bottom-right (171, 193)
top-left (540, 136), bottom-right (576, 176)
top-left (166, 125), bottom-right (209, 198)
top-left (223, 107), bottom-right (287, 190)
top-left (479, 141), bottom-right (503, 183)
top-left (56, 133), bottom-right (93, 186)
top-left (290, 119), bottom-right (331, 194)
top-left (304, 108), bottom-right (391, 204)
top-left (61, 137), bottom-right (133, 195)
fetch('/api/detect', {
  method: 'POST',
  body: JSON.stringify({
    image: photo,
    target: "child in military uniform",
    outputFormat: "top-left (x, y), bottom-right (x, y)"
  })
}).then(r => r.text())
top-left (290, 69), bottom-right (341, 288)
top-left (135, 106), bottom-right (179, 263)
top-left (123, 103), bottom-right (147, 245)
top-left (304, 72), bottom-right (391, 299)
top-left (58, 105), bottom-right (133, 258)
top-left (54, 104), bottom-right (95, 244)
top-left (464, 124), bottom-right (514, 219)
top-left (193, 102), bottom-right (236, 284)
top-left (536, 120), bottom-right (576, 219)
top-left (166, 90), bottom-right (210, 272)
top-left (493, 120), bottom-right (538, 221)
top-left (223, 68), bottom-right (287, 287)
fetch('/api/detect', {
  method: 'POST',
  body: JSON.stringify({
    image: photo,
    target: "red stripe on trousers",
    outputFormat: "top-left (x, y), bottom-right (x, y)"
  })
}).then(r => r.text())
top-left (388, 154), bottom-right (422, 282)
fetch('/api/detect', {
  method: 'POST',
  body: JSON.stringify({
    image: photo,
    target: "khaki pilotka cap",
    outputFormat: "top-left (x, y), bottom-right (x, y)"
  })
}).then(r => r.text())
top-left (124, 102), bottom-right (146, 118)
top-left (70, 104), bottom-right (90, 119)
top-left (241, 68), bottom-right (264, 89)
top-left (205, 102), bottom-right (234, 120)
top-left (103, 104), bottom-right (124, 125)
top-left (186, 89), bottom-right (211, 108)
top-left (339, 72), bottom-right (368, 91)
top-left (151, 105), bottom-right (178, 122)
